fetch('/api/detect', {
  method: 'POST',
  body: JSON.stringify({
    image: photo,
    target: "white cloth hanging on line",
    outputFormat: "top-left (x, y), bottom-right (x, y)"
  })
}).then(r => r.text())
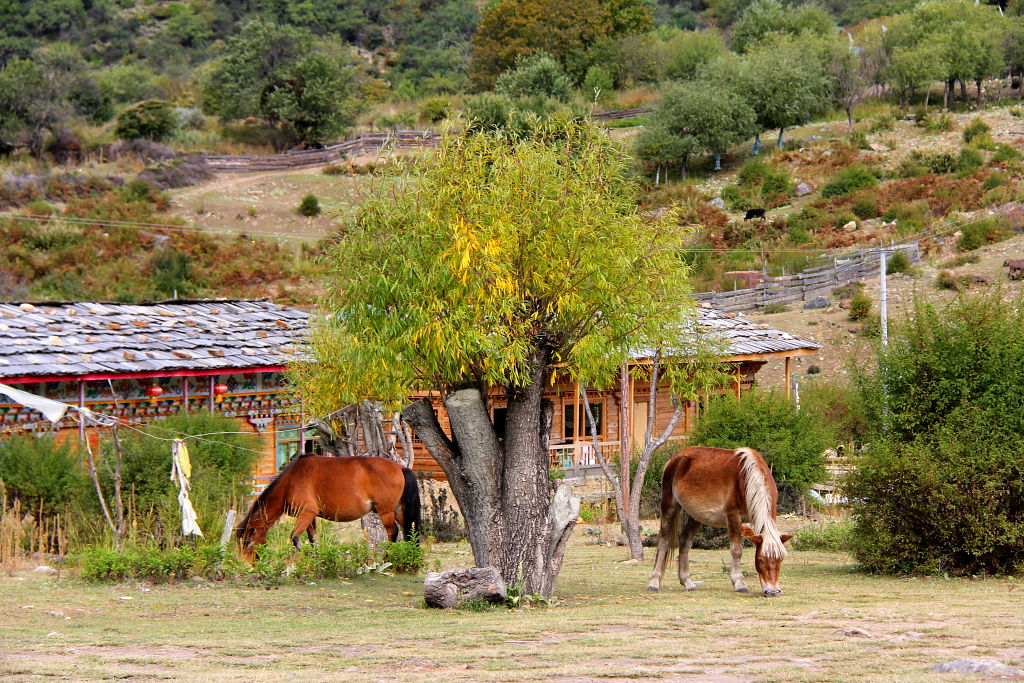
top-left (171, 439), bottom-right (204, 538)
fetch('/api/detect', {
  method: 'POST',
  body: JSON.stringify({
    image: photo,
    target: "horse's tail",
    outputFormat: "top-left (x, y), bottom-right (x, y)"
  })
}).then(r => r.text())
top-left (399, 467), bottom-right (422, 543)
top-left (659, 455), bottom-right (684, 555)
top-left (735, 447), bottom-right (786, 559)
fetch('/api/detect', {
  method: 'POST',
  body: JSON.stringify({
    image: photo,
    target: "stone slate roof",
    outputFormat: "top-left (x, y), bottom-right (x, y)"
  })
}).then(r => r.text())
top-left (633, 305), bottom-right (821, 361)
top-left (0, 300), bottom-right (308, 380)
top-left (695, 305), bottom-right (821, 357)
top-left (0, 299), bottom-right (818, 381)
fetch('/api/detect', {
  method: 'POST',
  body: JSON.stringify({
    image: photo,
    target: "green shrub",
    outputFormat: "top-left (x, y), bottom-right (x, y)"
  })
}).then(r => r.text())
top-left (935, 269), bottom-right (964, 291)
top-left (1011, 107), bottom-right (1024, 118)
top-left (688, 391), bottom-right (829, 493)
top-left (114, 100), bottom-right (177, 141)
top-left (848, 292), bottom-right (872, 321)
top-left (851, 195), bottom-right (878, 220)
top-left (992, 143), bottom-right (1022, 163)
top-left (821, 166), bottom-right (877, 198)
top-left (957, 217), bottom-right (1010, 251)
top-left (463, 93), bottom-right (514, 132)
top-left (495, 53), bottom-right (572, 103)
top-left (0, 436), bottom-right (89, 515)
top-left (832, 281), bottom-right (864, 299)
top-left (925, 113), bottom-right (953, 132)
top-left (381, 539), bottom-right (425, 573)
top-left (582, 65), bottom-right (614, 101)
top-left (869, 114), bottom-right (894, 133)
top-left (297, 193), bottom-right (321, 217)
top-left (983, 172), bottom-right (1008, 191)
top-left (885, 249), bottom-right (911, 274)
top-left (738, 158), bottom-right (769, 186)
top-left (850, 130), bottom-right (868, 149)
top-left (719, 185), bottom-right (751, 211)
top-left (957, 146), bottom-right (984, 176)
top-left (791, 520), bottom-right (853, 552)
top-left (761, 168), bottom-right (792, 199)
top-left (418, 97), bottom-right (449, 124)
top-left (847, 294), bottom-right (1024, 574)
top-left (962, 117), bottom-right (991, 144)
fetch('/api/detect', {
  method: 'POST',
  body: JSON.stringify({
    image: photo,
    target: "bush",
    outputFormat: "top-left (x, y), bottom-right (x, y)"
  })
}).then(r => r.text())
top-left (380, 539), bottom-right (425, 573)
top-left (792, 520), bottom-right (853, 552)
top-left (418, 97), bottom-right (449, 124)
top-left (463, 93), bottom-right (514, 132)
top-left (495, 53), bottom-right (572, 103)
top-left (957, 147), bottom-right (984, 176)
top-left (297, 193), bottom-right (321, 217)
top-left (847, 294), bottom-right (1024, 574)
top-left (582, 66), bottom-right (614, 101)
top-left (688, 391), bottom-right (829, 494)
top-left (925, 113), bottom-right (953, 132)
top-left (886, 249), bottom-right (911, 274)
top-left (957, 217), bottom-right (1010, 251)
top-left (0, 436), bottom-right (89, 515)
top-left (114, 100), bottom-right (177, 142)
top-left (851, 195), bottom-right (878, 220)
top-left (962, 117), bottom-right (990, 144)
top-left (848, 292), bottom-right (872, 320)
top-left (983, 172), bottom-right (1007, 191)
top-left (993, 143), bottom-right (1021, 163)
top-left (821, 166), bottom-right (877, 198)
top-left (850, 130), bottom-right (868, 149)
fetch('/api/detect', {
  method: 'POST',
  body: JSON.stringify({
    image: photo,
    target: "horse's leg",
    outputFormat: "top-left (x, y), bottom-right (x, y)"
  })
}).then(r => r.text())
top-left (306, 518), bottom-right (317, 545)
top-left (291, 509), bottom-right (318, 551)
top-left (726, 512), bottom-right (750, 593)
top-left (677, 517), bottom-right (702, 591)
top-left (647, 502), bottom-right (681, 592)
top-left (378, 510), bottom-right (399, 542)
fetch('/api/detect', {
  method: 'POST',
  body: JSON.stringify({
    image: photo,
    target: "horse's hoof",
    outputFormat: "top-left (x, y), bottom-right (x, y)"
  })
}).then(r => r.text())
top-left (646, 585), bottom-right (660, 593)
top-left (735, 587), bottom-right (750, 594)
top-left (685, 586), bottom-right (698, 592)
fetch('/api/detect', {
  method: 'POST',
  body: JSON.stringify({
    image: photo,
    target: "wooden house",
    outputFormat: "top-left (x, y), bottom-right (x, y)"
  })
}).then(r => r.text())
top-left (0, 299), bottom-right (821, 489)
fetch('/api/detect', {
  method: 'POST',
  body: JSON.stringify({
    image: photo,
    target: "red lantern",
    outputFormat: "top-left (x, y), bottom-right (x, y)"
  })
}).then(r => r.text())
top-left (213, 383), bottom-right (228, 403)
top-left (145, 384), bottom-right (163, 403)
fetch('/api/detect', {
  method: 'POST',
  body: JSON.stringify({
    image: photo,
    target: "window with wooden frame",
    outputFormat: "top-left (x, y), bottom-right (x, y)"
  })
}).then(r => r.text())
top-left (562, 398), bottom-right (604, 441)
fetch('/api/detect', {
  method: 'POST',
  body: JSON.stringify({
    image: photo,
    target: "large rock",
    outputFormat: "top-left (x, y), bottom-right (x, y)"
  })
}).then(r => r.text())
top-left (804, 296), bottom-right (830, 310)
top-left (794, 182), bottom-right (814, 197)
top-left (708, 197), bottom-right (726, 209)
top-left (424, 567), bottom-right (507, 609)
top-left (932, 658), bottom-right (1024, 676)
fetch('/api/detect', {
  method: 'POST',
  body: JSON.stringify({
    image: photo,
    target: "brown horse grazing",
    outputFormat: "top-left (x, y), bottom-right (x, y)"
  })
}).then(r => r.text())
top-left (647, 446), bottom-right (793, 597)
top-left (236, 455), bottom-right (421, 561)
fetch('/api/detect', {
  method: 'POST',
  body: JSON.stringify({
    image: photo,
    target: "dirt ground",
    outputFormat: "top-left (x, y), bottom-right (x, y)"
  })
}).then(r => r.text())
top-left (2, 526), bottom-right (1022, 682)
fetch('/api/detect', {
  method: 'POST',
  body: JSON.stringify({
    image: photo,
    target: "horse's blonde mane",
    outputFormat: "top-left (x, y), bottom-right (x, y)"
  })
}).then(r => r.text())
top-left (735, 447), bottom-right (786, 559)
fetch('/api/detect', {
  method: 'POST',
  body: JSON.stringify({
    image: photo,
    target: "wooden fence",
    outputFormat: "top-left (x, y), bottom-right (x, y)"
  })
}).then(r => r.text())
top-left (204, 131), bottom-right (439, 173)
top-left (591, 106), bottom-right (653, 121)
top-left (695, 242), bottom-right (921, 313)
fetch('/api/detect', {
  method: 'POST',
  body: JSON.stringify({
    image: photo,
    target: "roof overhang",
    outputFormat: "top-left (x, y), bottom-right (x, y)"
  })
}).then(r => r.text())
top-left (0, 365), bottom-right (287, 385)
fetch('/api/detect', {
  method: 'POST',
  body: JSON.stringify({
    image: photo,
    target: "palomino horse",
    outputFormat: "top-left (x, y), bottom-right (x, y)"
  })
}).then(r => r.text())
top-left (236, 455), bottom-right (421, 561)
top-left (647, 446), bottom-right (793, 597)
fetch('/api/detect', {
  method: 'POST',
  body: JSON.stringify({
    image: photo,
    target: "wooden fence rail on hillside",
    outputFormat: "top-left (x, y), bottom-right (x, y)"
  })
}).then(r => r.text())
top-left (202, 107), bottom-right (658, 173)
top-left (695, 242), bottom-right (921, 313)
top-left (203, 131), bottom-right (439, 173)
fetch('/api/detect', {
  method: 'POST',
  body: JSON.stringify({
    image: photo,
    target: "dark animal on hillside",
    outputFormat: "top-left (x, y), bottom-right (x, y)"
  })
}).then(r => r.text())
top-left (236, 455), bottom-right (421, 561)
top-left (1003, 258), bottom-right (1024, 280)
top-left (648, 446), bottom-right (793, 597)
top-left (744, 208), bottom-right (766, 221)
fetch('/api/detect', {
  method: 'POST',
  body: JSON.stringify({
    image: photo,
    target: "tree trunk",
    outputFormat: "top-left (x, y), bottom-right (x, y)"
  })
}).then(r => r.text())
top-left (402, 350), bottom-right (579, 598)
top-left (959, 79), bottom-right (967, 101)
top-left (846, 107), bottom-right (854, 130)
top-left (110, 425), bottom-right (126, 539)
top-left (777, 127), bottom-right (784, 149)
top-left (752, 134), bottom-right (762, 155)
top-left (976, 79), bottom-right (983, 107)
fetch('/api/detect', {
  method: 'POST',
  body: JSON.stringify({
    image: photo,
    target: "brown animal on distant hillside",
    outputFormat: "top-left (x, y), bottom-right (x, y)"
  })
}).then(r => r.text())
top-left (1004, 259), bottom-right (1024, 280)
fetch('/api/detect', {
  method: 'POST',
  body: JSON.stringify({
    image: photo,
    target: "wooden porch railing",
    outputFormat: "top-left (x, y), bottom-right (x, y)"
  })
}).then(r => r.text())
top-left (549, 441), bottom-right (620, 479)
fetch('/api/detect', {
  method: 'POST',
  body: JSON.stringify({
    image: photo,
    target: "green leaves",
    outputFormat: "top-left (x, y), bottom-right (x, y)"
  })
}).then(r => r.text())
top-left (302, 119), bottom-right (700, 407)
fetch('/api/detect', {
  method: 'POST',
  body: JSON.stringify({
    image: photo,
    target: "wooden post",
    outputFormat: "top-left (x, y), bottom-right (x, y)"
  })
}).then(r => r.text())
top-left (785, 357), bottom-right (792, 400)
top-left (78, 380), bottom-right (85, 442)
top-left (220, 509), bottom-right (236, 550)
top-left (182, 376), bottom-right (189, 414)
top-left (734, 365), bottom-right (742, 400)
top-left (208, 376), bottom-right (215, 415)
top-left (573, 383), bottom-right (580, 475)
top-left (619, 363), bottom-right (630, 511)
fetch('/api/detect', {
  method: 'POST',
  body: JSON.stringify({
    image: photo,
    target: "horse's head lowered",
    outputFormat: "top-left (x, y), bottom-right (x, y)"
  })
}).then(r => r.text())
top-left (741, 526), bottom-right (793, 597)
top-left (236, 507), bottom-right (271, 563)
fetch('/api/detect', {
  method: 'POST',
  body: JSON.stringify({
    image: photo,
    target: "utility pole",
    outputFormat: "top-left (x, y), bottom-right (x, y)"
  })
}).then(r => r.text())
top-left (879, 246), bottom-right (889, 349)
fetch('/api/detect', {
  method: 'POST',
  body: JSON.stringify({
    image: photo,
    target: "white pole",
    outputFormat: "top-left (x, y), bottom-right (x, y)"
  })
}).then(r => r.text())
top-left (220, 509), bottom-right (237, 550)
top-left (879, 247), bottom-right (888, 349)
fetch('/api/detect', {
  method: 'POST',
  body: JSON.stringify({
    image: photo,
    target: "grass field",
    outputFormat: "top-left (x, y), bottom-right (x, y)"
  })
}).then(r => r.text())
top-left (2, 523), bottom-right (1022, 682)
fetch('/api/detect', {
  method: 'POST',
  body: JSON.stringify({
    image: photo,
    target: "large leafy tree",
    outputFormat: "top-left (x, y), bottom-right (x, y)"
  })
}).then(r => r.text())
top-left (468, 0), bottom-right (652, 90)
top-left (202, 20), bottom-right (358, 146)
top-left (729, 0), bottom-right (834, 53)
top-left (640, 81), bottom-right (758, 173)
top-left (297, 118), bottom-right (703, 596)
